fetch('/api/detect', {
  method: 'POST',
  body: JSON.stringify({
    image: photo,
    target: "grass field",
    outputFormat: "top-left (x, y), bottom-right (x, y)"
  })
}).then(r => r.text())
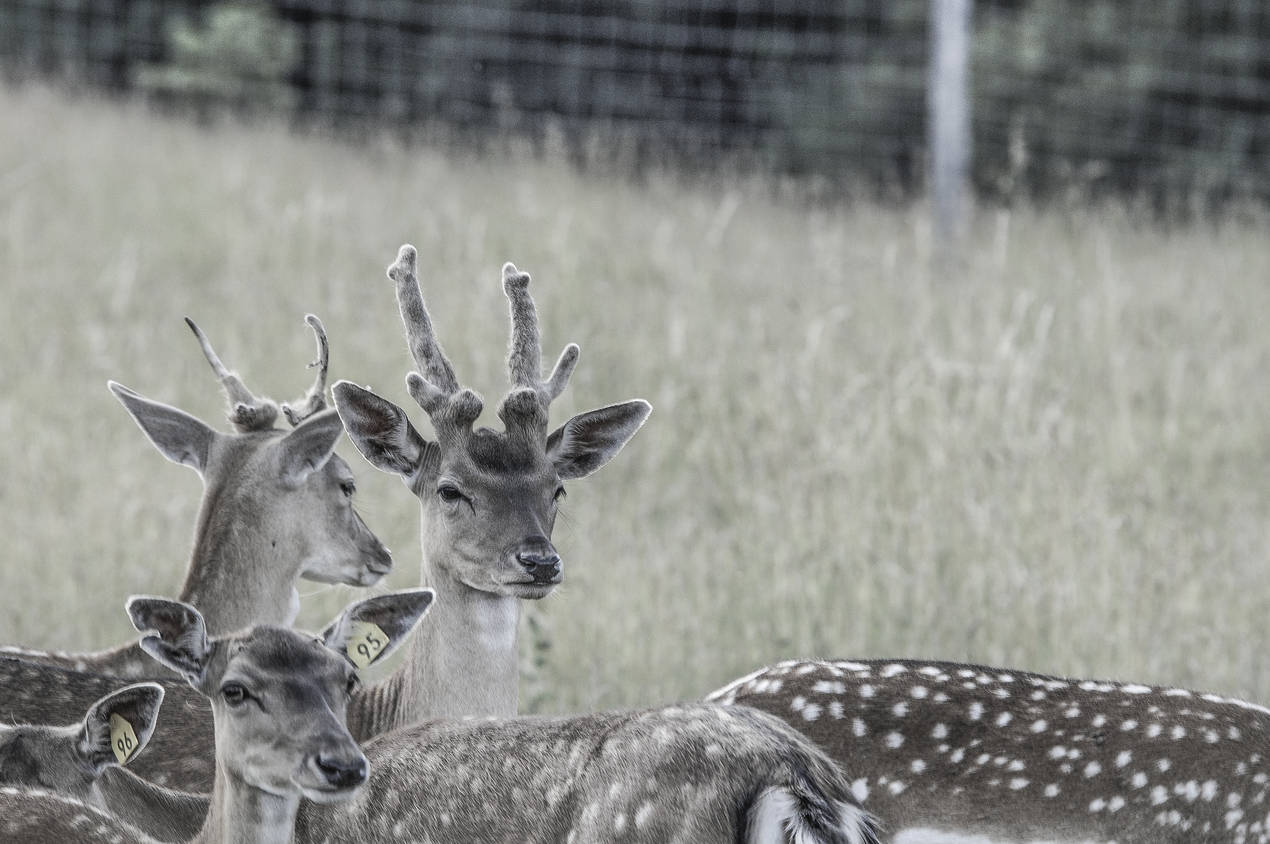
top-left (1, 83), bottom-right (1268, 714)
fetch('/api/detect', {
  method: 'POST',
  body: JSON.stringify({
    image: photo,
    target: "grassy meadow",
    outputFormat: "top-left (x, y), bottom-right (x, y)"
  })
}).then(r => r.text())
top-left (1, 84), bottom-right (1268, 714)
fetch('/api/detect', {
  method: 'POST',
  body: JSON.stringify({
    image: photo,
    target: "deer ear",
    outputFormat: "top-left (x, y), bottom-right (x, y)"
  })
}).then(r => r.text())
top-left (332, 381), bottom-right (427, 478)
top-left (547, 399), bottom-right (651, 480)
top-left (274, 407), bottom-right (344, 487)
top-left (127, 596), bottom-right (212, 687)
top-left (78, 683), bottom-right (165, 773)
top-left (109, 381), bottom-right (216, 473)
top-left (320, 588), bottom-right (434, 670)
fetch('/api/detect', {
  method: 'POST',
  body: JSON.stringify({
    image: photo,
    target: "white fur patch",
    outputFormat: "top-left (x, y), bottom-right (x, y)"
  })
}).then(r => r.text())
top-left (894, 831), bottom-right (1114, 844)
top-left (747, 788), bottom-right (875, 844)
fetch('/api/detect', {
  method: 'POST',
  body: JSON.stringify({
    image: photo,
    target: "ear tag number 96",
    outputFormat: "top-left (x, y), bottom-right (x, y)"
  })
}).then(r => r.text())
top-left (109, 714), bottom-right (139, 765)
top-left (347, 621), bottom-right (388, 669)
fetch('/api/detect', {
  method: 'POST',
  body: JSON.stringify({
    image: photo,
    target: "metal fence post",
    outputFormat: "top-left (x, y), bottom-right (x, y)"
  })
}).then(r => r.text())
top-left (929, 0), bottom-right (972, 248)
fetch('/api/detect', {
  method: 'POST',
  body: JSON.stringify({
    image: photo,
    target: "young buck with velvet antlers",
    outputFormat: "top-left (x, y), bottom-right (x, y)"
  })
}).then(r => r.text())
top-left (2, 314), bottom-right (391, 677)
top-left (0, 315), bottom-right (390, 792)
top-left (710, 658), bottom-right (1270, 844)
top-left (331, 244), bottom-right (651, 735)
top-left (0, 590), bottom-right (433, 844)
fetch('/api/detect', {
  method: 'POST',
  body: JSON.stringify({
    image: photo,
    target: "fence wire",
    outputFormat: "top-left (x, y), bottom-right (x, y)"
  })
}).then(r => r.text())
top-left (2, 0), bottom-right (1267, 204)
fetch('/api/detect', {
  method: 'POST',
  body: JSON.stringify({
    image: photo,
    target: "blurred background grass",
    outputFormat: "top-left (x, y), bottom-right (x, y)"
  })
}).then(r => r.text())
top-left (1, 84), bottom-right (1268, 713)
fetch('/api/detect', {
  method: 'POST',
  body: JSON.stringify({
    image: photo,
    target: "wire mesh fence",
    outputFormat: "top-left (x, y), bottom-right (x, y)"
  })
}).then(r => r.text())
top-left (2, 0), bottom-right (1268, 204)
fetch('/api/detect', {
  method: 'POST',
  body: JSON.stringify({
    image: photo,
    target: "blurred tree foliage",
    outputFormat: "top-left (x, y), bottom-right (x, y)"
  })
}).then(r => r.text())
top-left (133, 2), bottom-right (299, 117)
top-left (973, 0), bottom-right (1269, 206)
top-left (0, 0), bottom-right (1266, 203)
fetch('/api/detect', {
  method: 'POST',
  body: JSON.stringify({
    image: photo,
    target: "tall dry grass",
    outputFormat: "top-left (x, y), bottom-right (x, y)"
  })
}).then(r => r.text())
top-left (1, 84), bottom-right (1268, 713)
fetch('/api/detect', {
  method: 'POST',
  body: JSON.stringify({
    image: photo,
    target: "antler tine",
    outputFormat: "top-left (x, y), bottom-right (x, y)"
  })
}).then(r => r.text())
top-left (388, 245), bottom-right (461, 408)
top-left (503, 263), bottom-right (579, 403)
top-left (281, 314), bottom-right (330, 427)
top-left (502, 262), bottom-right (542, 391)
top-left (185, 317), bottom-right (278, 431)
top-left (544, 342), bottom-right (580, 402)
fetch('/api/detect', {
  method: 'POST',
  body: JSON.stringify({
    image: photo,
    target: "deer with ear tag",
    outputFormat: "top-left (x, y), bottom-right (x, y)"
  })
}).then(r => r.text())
top-left (0, 589), bottom-right (430, 842)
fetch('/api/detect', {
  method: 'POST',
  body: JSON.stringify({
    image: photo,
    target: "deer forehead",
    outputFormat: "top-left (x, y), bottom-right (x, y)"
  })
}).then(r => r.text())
top-left (451, 428), bottom-right (553, 470)
top-left (222, 629), bottom-right (348, 688)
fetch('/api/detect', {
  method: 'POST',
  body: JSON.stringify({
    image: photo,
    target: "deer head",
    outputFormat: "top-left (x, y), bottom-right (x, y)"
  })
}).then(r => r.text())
top-left (334, 245), bottom-right (650, 600)
top-left (108, 316), bottom-right (391, 621)
top-left (128, 589), bottom-right (432, 803)
top-left (0, 683), bottom-right (164, 800)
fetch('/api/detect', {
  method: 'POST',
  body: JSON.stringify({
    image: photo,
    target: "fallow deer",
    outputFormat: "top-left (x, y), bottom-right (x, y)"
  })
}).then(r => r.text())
top-left (0, 590), bottom-right (432, 843)
top-left (710, 657), bottom-right (1270, 843)
top-left (2, 315), bottom-right (391, 677)
top-left (332, 244), bottom-right (652, 737)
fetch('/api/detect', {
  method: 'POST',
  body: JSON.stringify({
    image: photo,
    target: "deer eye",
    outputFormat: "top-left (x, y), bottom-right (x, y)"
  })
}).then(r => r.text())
top-left (553, 486), bottom-right (567, 503)
top-left (339, 481), bottom-right (356, 498)
top-left (437, 485), bottom-right (465, 504)
top-left (346, 674), bottom-right (361, 696)
top-left (221, 683), bottom-right (249, 707)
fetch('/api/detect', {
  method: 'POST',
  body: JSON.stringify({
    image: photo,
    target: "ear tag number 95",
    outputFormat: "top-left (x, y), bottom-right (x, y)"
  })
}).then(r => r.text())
top-left (109, 714), bottom-right (139, 765)
top-left (346, 621), bottom-right (388, 669)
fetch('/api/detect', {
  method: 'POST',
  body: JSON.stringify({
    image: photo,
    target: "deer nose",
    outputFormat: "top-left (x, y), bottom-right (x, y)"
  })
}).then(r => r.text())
top-left (517, 550), bottom-right (562, 583)
top-left (315, 752), bottom-right (368, 790)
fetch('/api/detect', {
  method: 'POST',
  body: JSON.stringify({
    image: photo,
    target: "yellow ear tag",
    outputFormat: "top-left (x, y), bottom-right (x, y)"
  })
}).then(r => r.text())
top-left (109, 714), bottom-right (140, 765)
top-left (346, 621), bottom-right (388, 669)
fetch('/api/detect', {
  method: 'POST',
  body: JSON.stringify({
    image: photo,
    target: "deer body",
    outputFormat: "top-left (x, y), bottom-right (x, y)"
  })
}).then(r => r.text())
top-left (294, 702), bottom-right (878, 844)
top-left (0, 787), bottom-right (161, 844)
top-left (334, 246), bottom-right (651, 738)
top-left (2, 316), bottom-right (390, 679)
top-left (709, 658), bottom-right (1270, 844)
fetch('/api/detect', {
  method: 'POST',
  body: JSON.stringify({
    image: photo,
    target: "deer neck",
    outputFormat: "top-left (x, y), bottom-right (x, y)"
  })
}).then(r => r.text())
top-left (399, 557), bottom-right (521, 723)
top-left (92, 767), bottom-right (208, 842)
top-left (198, 766), bottom-right (299, 844)
top-left (180, 487), bottom-right (302, 635)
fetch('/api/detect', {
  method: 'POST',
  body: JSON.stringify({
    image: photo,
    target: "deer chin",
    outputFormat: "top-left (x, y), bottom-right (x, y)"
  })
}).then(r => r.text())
top-left (298, 781), bottom-right (365, 804)
top-left (500, 581), bottom-right (558, 600)
top-left (350, 563), bottom-right (391, 588)
top-left (301, 556), bottom-right (392, 588)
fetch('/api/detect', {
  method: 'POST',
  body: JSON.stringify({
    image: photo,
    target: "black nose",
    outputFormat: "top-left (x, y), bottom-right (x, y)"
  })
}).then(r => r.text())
top-left (517, 550), bottom-right (562, 583)
top-left (316, 753), bottom-right (368, 789)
